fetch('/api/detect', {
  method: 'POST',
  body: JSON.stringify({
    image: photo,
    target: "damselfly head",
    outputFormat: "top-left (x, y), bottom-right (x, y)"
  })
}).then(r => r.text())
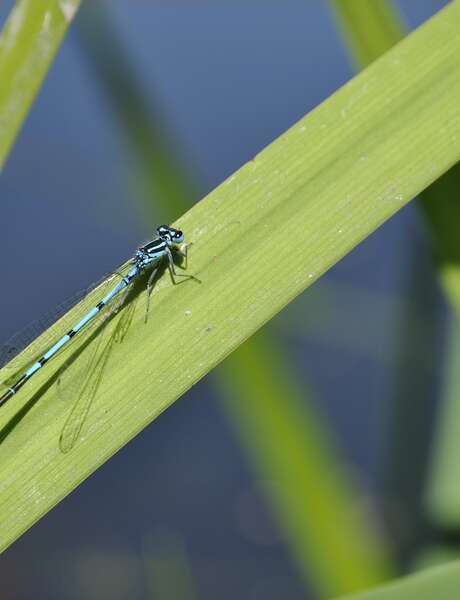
top-left (157, 225), bottom-right (184, 245)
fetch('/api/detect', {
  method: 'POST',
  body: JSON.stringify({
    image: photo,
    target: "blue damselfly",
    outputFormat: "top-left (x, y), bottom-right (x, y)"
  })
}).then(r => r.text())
top-left (0, 225), bottom-right (197, 451)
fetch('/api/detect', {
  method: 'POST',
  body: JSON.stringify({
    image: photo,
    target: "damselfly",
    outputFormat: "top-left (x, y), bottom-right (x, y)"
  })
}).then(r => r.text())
top-left (0, 225), bottom-right (198, 450)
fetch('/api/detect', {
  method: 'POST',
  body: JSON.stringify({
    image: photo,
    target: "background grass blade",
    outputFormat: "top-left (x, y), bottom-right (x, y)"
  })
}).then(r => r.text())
top-left (422, 173), bottom-right (460, 530)
top-left (420, 166), bottom-right (460, 529)
top-left (218, 333), bottom-right (390, 594)
top-left (76, 5), bottom-right (393, 595)
top-left (335, 562), bottom-right (460, 600)
top-left (329, 0), bottom-right (404, 65)
top-left (425, 318), bottom-right (460, 526)
top-left (75, 2), bottom-right (199, 222)
top-left (0, 1), bottom-right (459, 557)
top-left (0, 0), bottom-right (81, 170)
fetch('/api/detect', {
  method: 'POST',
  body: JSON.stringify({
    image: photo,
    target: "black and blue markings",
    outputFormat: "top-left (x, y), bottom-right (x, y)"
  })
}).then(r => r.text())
top-left (0, 225), bottom-right (192, 407)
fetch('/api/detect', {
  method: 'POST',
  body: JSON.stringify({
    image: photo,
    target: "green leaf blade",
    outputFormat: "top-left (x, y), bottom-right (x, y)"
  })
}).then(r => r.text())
top-left (1, 1), bottom-right (460, 553)
top-left (0, 0), bottom-right (81, 170)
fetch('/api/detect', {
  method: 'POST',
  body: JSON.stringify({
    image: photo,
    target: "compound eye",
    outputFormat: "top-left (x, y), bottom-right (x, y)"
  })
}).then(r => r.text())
top-left (157, 225), bottom-right (169, 238)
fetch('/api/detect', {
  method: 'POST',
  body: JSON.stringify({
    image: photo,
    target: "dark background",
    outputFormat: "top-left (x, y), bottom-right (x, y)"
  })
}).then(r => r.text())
top-left (0, 2), bottom-right (451, 598)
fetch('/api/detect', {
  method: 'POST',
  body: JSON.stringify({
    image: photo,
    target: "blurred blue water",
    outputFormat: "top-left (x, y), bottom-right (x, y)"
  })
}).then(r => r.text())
top-left (0, 2), bottom-right (449, 599)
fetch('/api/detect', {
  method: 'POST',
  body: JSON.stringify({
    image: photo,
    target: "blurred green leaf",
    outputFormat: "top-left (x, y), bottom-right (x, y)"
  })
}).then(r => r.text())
top-left (75, 4), bottom-right (199, 223)
top-left (0, 2), bottom-right (459, 570)
top-left (420, 167), bottom-right (460, 310)
top-left (422, 169), bottom-right (460, 529)
top-left (425, 318), bottom-right (460, 525)
top-left (0, 0), bottom-right (81, 170)
top-left (336, 563), bottom-right (460, 600)
top-left (219, 333), bottom-right (390, 595)
top-left (329, 0), bottom-right (404, 66)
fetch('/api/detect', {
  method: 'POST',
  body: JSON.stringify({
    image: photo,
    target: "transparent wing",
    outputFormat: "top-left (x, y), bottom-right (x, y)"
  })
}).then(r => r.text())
top-left (58, 294), bottom-right (137, 453)
top-left (0, 300), bottom-right (115, 400)
top-left (0, 264), bottom-right (134, 390)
